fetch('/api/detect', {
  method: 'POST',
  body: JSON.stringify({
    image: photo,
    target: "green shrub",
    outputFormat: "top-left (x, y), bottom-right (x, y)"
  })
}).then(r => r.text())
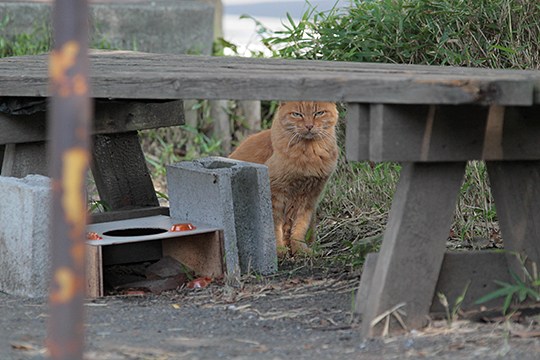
top-left (262, 0), bottom-right (540, 69)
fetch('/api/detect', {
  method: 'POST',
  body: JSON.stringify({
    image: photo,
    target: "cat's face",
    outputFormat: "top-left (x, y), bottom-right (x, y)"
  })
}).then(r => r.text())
top-left (277, 101), bottom-right (338, 140)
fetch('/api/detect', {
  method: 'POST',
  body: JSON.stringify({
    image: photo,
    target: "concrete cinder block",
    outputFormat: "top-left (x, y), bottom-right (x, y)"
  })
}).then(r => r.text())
top-left (0, 174), bottom-right (51, 298)
top-left (0, 0), bottom-right (215, 55)
top-left (167, 157), bottom-right (277, 276)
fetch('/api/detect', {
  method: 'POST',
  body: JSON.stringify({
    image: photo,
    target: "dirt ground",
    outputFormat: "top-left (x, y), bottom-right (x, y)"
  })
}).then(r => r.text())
top-left (2, 262), bottom-right (540, 360)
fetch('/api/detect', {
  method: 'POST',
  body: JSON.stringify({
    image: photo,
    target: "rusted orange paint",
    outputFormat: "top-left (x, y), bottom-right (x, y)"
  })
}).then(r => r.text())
top-left (62, 148), bottom-right (89, 240)
top-left (50, 267), bottom-right (78, 304)
top-left (71, 242), bottom-right (86, 269)
top-left (73, 74), bottom-right (88, 95)
top-left (49, 41), bottom-right (78, 80)
top-left (49, 41), bottom-right (87, 97)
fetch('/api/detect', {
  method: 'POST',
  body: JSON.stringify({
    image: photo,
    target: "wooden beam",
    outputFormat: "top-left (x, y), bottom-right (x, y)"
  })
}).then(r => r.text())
top-left (90, 206), bottom-right (169, 224)
top-left (0, 99), bottom-right (185, 145)
top-left (1, 142), bottom-right (48, 177)
top-left (345, 103), bottom-right (370, 162)
top-left (367, 104), bottom-right (540, 162)
top-left (0, 52), bottom-right (535, 105)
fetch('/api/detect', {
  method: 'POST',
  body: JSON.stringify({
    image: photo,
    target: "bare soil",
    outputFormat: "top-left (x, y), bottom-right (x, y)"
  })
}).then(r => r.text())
top-left (2, 260), bottom-right (540, 360)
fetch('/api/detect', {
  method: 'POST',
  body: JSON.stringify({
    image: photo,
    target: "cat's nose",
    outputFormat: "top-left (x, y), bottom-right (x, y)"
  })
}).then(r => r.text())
top-left (305, 124), bottom-right (314, 131)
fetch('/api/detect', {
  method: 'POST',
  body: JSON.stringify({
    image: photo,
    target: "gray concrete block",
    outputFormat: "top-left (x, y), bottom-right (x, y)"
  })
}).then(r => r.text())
top-left (0, 174), bottom-right (51, 298)
top-left (229, 160), bottom-right (276, 275)
top-left (167, 157), bottom-right (277, 276)
top-left (0, 0), bottom-right (215, 55)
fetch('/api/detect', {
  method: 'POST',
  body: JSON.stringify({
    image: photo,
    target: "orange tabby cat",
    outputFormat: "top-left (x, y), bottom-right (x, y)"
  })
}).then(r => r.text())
top-left (230, 101), bottom-right (338, 255)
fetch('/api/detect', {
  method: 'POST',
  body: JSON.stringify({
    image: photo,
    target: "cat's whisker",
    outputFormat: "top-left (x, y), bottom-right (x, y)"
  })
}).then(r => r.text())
top-left (316, 129), bottom-right (330, 141)
top-left (287, 132), bottom-right (300, 149)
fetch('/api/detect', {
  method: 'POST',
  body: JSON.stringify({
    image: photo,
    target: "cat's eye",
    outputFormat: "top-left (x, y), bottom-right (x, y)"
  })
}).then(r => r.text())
top-left (314, 111), bottom-right (326, 117)
top-left (290, 112), bottom-right (303, 118)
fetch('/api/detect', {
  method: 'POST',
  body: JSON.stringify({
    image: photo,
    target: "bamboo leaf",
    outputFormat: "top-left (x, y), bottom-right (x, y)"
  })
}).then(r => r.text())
top-left (502, 293), bottom-right (514, 314)
top-left (475, 285), bottom-right (515, 305)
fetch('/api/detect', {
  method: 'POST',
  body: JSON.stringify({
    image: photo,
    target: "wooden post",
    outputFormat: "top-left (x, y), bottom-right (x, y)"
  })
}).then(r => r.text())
top-left (47, 0), bottom-right (90, 359)
top-left (209, 99), bottom-right (231, 154)
top-left (238, 100), bottom-right (261, 135)
top-left (183, 99), bottom-right (199, 145)
top-left (1, 142), bottom-right (48, 177)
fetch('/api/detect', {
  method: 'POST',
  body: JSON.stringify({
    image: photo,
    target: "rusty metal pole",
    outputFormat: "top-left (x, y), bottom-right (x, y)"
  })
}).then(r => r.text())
top-left (47, 0), bottom-right (91, 359)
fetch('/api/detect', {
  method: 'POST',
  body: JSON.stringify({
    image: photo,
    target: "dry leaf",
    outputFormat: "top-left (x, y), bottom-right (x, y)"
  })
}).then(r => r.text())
top-left (187, 277), bottom-right (212, 289)
top-left (510, 329), bottom-right (540, 338)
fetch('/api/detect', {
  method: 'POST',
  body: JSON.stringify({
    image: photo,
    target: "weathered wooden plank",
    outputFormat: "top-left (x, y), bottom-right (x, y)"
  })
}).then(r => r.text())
top-left (0, 52), bottom-right (535, 105)
top-left (90, 206), bottom-right (169, 224)
top-left (367, 104), bottom-right (540, 162)
top-left (10, 51), bottom-right (540, 79)
top-left (93, 99), bottom-right (185, 134)
top-left (345, 103), bottom-right (370, 161)
top-left (0, 112), bottom-right (47, 145)
top-left (359, 162), bottom-right (466, 338)
top-left (487, 161), bottom-right (540, 278)
top-left (0, 100), bottom-right (184, 144)
top-left (1, 142), bottom-right (48, 177)
top-left (0, 73), bottom-right (530, 105)
top-left (91, 132), bottom-right (159, 210)
top-left (357, 251), bottom-right (513, 317)
top-left (162, 231), bottom-right (225, 278)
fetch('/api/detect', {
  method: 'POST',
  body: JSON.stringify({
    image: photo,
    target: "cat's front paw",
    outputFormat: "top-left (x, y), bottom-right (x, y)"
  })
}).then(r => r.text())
top-left (290, 239), bottom-right (313, 256)
top-left (276, 245), bottom-right (289, 258)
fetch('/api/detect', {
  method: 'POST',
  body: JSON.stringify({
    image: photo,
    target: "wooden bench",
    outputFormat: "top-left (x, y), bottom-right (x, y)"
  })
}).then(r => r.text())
top-left (1, 50), bottom-right (540, 337)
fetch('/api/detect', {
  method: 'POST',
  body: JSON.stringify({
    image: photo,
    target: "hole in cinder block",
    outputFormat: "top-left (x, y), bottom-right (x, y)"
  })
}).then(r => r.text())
top-left (103, 228), bottom-right (168, 237)
top-left (203, 161), bottom-right (235, 169)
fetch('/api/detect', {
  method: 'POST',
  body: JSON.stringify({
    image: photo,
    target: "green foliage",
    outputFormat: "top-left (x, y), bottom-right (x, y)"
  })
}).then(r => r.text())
top-left (0, 16), bottom-right (50, 57)
top-left (88, 199), bottom-right (111, 213)
top-left (437, 281), bottom-right (471, 326)
top-left (475, 253), bottom-right (540, 314)
top-left (0, 15), bottom-right (117, 58)
top-left (260, 0), bottom-right (540, 69)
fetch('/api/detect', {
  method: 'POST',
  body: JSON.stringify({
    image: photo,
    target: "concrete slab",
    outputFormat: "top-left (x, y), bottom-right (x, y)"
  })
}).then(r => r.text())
top-left (0, 0), bottom-right (215, 55)
top-left (356, 250), bottom-right (515, 317)
top-left (167, 157), bottom-right (276, 276)
top-left (0, 174), bottom-right (51, 298)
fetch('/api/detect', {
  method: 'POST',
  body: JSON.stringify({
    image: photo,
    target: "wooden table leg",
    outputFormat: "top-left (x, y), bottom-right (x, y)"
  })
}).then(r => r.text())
top-left (487, 161), bottom-right (540, 276)
top-left (358, 161), bottom-right (466, 338)
top-left (91, 132), bottom-right (159, 211)
top-left (0, 145), bottom-right (4, 170)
